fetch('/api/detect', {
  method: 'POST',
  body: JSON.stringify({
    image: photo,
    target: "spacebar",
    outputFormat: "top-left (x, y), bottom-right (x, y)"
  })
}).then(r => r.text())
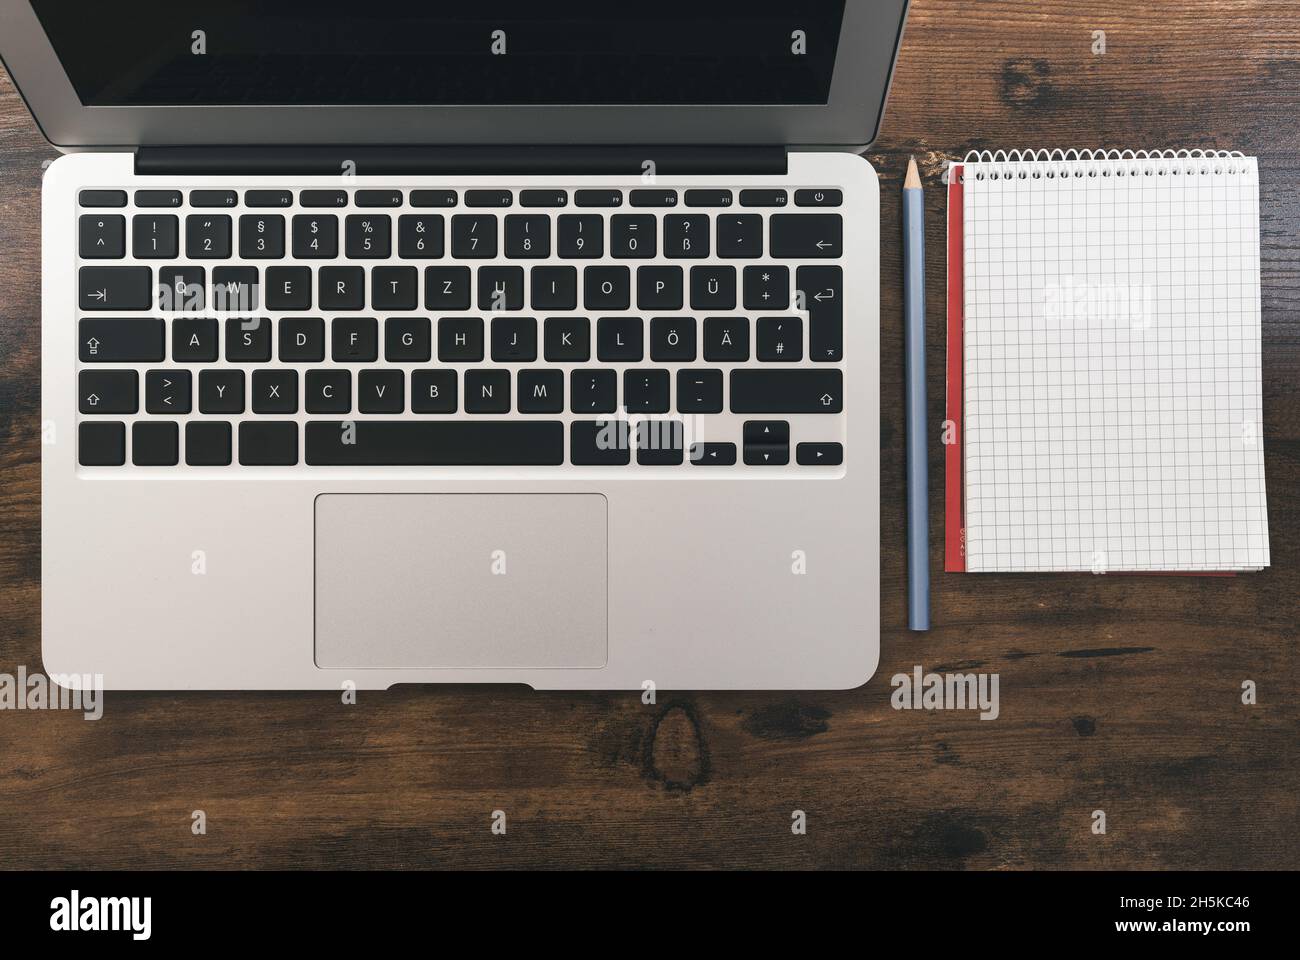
top-left (305, 421), bottom-right (564, 465)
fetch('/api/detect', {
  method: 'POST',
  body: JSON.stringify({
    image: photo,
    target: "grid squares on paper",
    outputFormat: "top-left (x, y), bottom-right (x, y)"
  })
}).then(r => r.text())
top-left (961, 155), bottom-right (1269, 572)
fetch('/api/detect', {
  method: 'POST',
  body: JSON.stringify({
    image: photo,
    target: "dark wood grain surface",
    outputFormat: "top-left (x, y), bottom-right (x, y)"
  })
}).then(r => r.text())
top-left (0, 1), bottom-right (1296, 870)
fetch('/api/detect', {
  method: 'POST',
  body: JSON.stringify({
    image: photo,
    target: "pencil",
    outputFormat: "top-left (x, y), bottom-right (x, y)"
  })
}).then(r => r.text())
top-left (903, 157), bottom-right (930, 631)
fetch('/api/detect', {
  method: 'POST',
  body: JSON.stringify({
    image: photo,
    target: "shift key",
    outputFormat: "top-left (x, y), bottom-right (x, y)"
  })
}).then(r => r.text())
top-left (729, 369), bottom-right (843, 413)
top-left (79, 266), bottom-right (153, 311)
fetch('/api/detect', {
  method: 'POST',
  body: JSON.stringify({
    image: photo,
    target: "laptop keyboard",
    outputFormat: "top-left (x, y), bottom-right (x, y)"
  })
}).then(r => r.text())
top-left (74, 186), bottom-right (846, 469)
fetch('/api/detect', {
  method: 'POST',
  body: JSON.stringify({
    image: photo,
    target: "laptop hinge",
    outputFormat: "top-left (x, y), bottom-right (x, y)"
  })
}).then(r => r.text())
top-left (134, 146), bottom-right (788, 177)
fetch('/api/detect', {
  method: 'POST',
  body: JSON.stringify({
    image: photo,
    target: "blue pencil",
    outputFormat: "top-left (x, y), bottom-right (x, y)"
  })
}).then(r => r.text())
top-left (903, 157), bottom-right (930, 631)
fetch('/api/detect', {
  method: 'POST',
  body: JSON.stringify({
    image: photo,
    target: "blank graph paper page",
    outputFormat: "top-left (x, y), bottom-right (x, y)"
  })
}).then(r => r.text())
top-left (961, 153), bottom-right (1269, 572)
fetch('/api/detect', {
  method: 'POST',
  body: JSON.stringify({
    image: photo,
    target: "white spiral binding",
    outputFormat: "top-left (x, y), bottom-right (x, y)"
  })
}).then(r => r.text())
top-left (956, 148), bottom-right (1248, 183)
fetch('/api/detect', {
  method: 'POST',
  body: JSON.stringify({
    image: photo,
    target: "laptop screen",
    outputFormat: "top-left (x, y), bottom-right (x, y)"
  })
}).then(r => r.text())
top-left (33, 0), bottom-right (848, 107)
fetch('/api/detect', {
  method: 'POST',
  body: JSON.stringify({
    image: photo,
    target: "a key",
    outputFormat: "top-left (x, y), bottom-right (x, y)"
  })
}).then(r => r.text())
top-left (610, 215), bottom-right (656, 258)
top-left (158, 266), bottom-right (204, 311)
top-left (78, 422), bottom-right (125, 466)
top-left (198, 370), bottom-right (245, 413)
top-left (398, 215), bottom-right (444, 259)
top-left (477, 266), bottom-right (525, 311)
top-left (238, 214), bottom-right (285, 259)
top-left (358, 370), bottom-right (405, 414)
top-left (145, 369), bottom-right (193, 414)
top-left (596, 317), bottom-right (643, 361)
top-left (384, 317), bottom-right (431, 362)
top-left (78, 370), bottom-right (138, 414)
top-left (410, 190), bottom-right (458, 208)
top-left (80, 266), bottom-right (152, 311)
top-left (729, 370), bottom-right (843, 413)
top-left (132, 422), bottom-right (179, 466)
top-left (305, 370), bottom-right (352, 413)
top-left (186, 215), bottom-right (232, 258)
top-left (663, 215), bottom-right (710, 258)
top-left (450, 215), bottom-right (497, 258)
top-left (684, 190), bottom-right (733, 208)
top-left (798, 265), bottom-right (843, 361)
top-left (557, 214), bottom-right (603, 258)
top-left (345, 214), bottom-right (391, 258)
top-left (265, 266), bottom-right (312, 311)
top-left (676, 369), bottom-right (723, 414)
top-left (649, 316), bottom-right (696, 362)
top-left (279, 317), bottom-right (326, 362)
top-left (356, 190), bottom-right (403, 208)
top-left (131, 215), bottom-right (178, 259)
top-left (623, 369), bottom-right (670, 413)
top-left (689, 442), bottom-right (737, 465)
top-left (410, 370), bottom-right (457, 413)
top-left (574, 190), bottom-right (623, 208)
top-left (637, 266), bottom-right (684, 310)
top-left (135, 190), bottom-right (183, 208)
top-left (570, 370), bottom-right (617, 413)
top-left (212, 266), bottom-right (259, 311)
top-left (424, 266), bottom-right (471, 310)
top-left (570, 420), bottom-right (630, 465)
top-left (299, 190), bottom-right (347, 208)
top-left (796, 442), bottom-right (843, 465)
top-left (757, 316), bottom-right (803, 361)
top-left (517, 370), bottom-right (564, 413)
top-left (520, 190), bottom-right (567, 208)
top-left (225, 318), bottom-right (272, 361)
top-left (78, 318), bottom-right (164, 362)
top-left (717, 214), bottom-right (763, 258)
top-left (238, 422), bottom-right (299, 465)
top-left (770, 214), bottom-right (843, 258)
top-left (491, 317), bottom-right (538, 362)
top-left (79, 190), bottom-right (126, 208)
top-left (437, 317), bottom-right (484, 361)
top-left (630, 189), bottom-right (677, 208)
top-left (543, 317), bottom-right (590, 361)
top-left (743, 421), bottom-right (790, 466)
top-left (739, 189), bottom-right (789, 207)
top-left (305, 421), bottom-right (564, 465)
top-left (505, 214), bottom-right (550, 258)
top-left (703, 317), bottom-right (749, 361)
top-left (584, 266), bottom-right (630, 310)
top-left (795, 189), bottom-right (842, 207)
top-left (332, 317), bottom-right (379, 362)
top-left (465, 190), bottom-right (513, 208)
top-left (531, 266), bottom-right (577, 311)
top-left (319, 266), bottom-right (365, 310)
top-left (743, 265), bottom-right (790, 310)
top-left (190, 190), bottom-right (237, 208)
top-left (689, 266), bottom-right (736, 310)
top-left (172, 317), bottom-right (219, 362)
top-left (80, 214), bottom-right (125, 258)
top-left (291, 215), bottom-right (339, 258)
top-left (372, 266), bottom-right (418, 310)
top-left (636, 419), bottom-right (684, 465)
top-left (252, 369), bottom-right (299, 414)
top-left (185, 422), bottom-right (233, 466)
top-left (465, 370), bottom-right (511, 413)
top-left (244, 190), bottom-right (292, 208)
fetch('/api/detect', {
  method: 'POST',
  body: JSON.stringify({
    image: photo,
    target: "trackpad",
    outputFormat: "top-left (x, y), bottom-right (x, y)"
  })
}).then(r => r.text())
top-left (315, 494), bottom-right (607, 669)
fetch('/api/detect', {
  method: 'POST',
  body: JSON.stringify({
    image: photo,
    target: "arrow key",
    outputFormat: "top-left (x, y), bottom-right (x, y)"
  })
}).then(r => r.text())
top-left (689, 442), bottom-right (737, 466)
top-left (145, 369), bottom-right (192, 414)
top-left (796, 442), bottom-right (843, 465)
top-left (743, 443), bottom-right (790, 466)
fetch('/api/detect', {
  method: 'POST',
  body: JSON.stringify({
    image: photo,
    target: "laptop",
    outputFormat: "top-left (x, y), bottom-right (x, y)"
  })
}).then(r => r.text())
top-left (2, 0), bottom-right (906, 690)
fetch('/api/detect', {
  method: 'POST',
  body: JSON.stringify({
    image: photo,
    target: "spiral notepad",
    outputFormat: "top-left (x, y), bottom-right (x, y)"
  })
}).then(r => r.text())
top-left (945, 149), bottom-right (1270, 573)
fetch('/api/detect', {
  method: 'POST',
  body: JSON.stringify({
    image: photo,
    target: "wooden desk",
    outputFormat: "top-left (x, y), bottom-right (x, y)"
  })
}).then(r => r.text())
top-left (0, 1), bottom-right (1295, 869)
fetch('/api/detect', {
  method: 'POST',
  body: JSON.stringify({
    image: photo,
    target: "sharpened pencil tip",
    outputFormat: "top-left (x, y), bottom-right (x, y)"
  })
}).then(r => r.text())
top-left (905, 156), bottom-right (922, 189)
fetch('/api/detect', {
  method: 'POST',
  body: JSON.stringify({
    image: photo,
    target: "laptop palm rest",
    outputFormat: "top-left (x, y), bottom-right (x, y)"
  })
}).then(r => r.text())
top-left (314, 494), bottom-right (608, 670)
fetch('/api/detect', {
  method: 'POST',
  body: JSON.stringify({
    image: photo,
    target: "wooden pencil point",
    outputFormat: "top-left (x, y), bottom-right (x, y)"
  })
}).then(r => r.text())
top-left (905, 155), bottom-right (922, 189)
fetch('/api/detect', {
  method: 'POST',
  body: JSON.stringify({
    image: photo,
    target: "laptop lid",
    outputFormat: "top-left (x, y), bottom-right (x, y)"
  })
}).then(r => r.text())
top-left (0, 0), bottom-right (908, 150)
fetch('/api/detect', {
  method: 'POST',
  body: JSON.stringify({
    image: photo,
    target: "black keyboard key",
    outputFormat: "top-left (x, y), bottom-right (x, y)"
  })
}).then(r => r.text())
top-left (795, 189), bottom-right (842, 207)
top-left (584, 266), bottom-right (630, 310)
top-left (252, 369), bottom-right (299, 414)
top-left (663, 214), bottom-right (710, 258)
top-left (649, 316), bottom-right (696, 361)
top-left (398, 215), bottom-right (444, 258)
top-left (244, 190), bottom-right (292, 208)
top-left (465, 370), bottom-right (511, 413)
top-left (238, 214), bottom-right (285, 259)
top-left (279, 317), bottom-right (326, 361)
top-left (332, 317), bottom-right (379, 362)
top-left (610, 215), bottom-right (656, 258)
top-left (596, 317), bottom-right (643, 361)
top-left (543, 317), bottom-right (590, 361)
top-left (300, 190), bottom-right (348, 208)
top-left (684, 189), bottom-right (733, 208)
top-left (79, 421), bottom-right (125, 465)
top-left (306, 421), bottom-right (564, 465)
top-left (531, 266), bottom-right (577, 310)
top-left (739, 189), bottom-right (789, 207)
top-left (729, 369), bottom-right (843, 413)
top-left (570, 419), bottom-right (630, 465)
top-left (172, 317), bottom-right (219, 361)
top-left (757, 316), bottom-right (802, 361)
top-left (718, 214), bottom-right (763, 258)
top-left (797, 442), bottom-right (843, 465)
top-left (372, 266), bottom-right (418, 310)
top-left (575, 190), bottom-right (623, 208)
top-left (520, 189), bottom-right (567, 208)
top-left (185, 421), bottom-right (233, 465)
top-left (212, 266), bottom-right (259, 311)
top-left (465, 189), bottom-right (513, 208)
top-left (79, 190), bottom-right (126, 208)
top-left (743, 265), bottom-right (790, 310)
top-left (450, 214), bottom-right (497, 258)
top-left (186, 214), bottom-right (232, 258)
top-left (799, 264), bottom-right (843, 362)
top-left (689, 265), bottom-right (736, 310)
top-left (358, 370), bottom-right (405, 414)
top-left (239, 421), bottom-right (298, 465)
top-left (504, 214), bottom-right (550, 259)
top-left (291, 215), bottom-right (338, 258)
top-left (135, 189), bottom-right (182, 208)
top-left (189, 190), bottom-right (237, 208)
top-left (438, 317), bottom-right (484, 361)
top-left (132, 214), bottom-right (179, 259)
top-left (411, 370), bottom-right (457, 413)
top-left (410, 190), bottom-right (457, 208)
top-left (132, 421), bottom-right (179, 466)
top-left (477, 266), bottom-right (524, 311)
top-left (305, 369), bottom-right (352, 413)
top-left (384, 317), bottom-right (431, 362)
top-left (690, 442), bottom-right (736, 465)
top-left (636, 419), bottom-right (684, 465)
top-left (319, 266), bottom-right (365, 310)
top-left (355, 190), bottom-right (403, 208)
top-left (703, 317), bottom-right (749, 361)
top-left (744, 420), bottom-right (789, 445)
top-left (79, 214), bottom-right (125, 258)
top-left (770, 213), bottom-right (842, 258)
top-left (491, 317), bottom-right (537, 361)
top-left (517, 370), bottom-right (564, 413)
top-left (78, 370), bottom-right (138, 414)
top-left (145, 369), bottom-right (192, 414)
top-left (570, 369), bottom-right (617, 413)
top-left (198, 370), bottom-right (245, 413)
top-left (557, 214), bottom-right (603, 258)
top-left (623, 369), bottom-right (670, 413)
top-left (744, 443), bottom-right (789, 466)
top-left (79, 266), bottom-right (153, 311)
top-left (424, 266), bottom-right (471, 310)
top-left (629, 189), bottom-right (677, 208)
top-left (225, 317), bottom-right (272, 361)
top-left (78, 317), bottom-right (164, 362)
top-left (676, 369), bottom-right (723, 414)
top-left (636, 266), bottom-right (683, 311)
top-left (345, 214), bottom-right (391, 258)
top-left (158, 266), bottom-right (204, 311)
top-left (265, 266), bottom-right (313, 310)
